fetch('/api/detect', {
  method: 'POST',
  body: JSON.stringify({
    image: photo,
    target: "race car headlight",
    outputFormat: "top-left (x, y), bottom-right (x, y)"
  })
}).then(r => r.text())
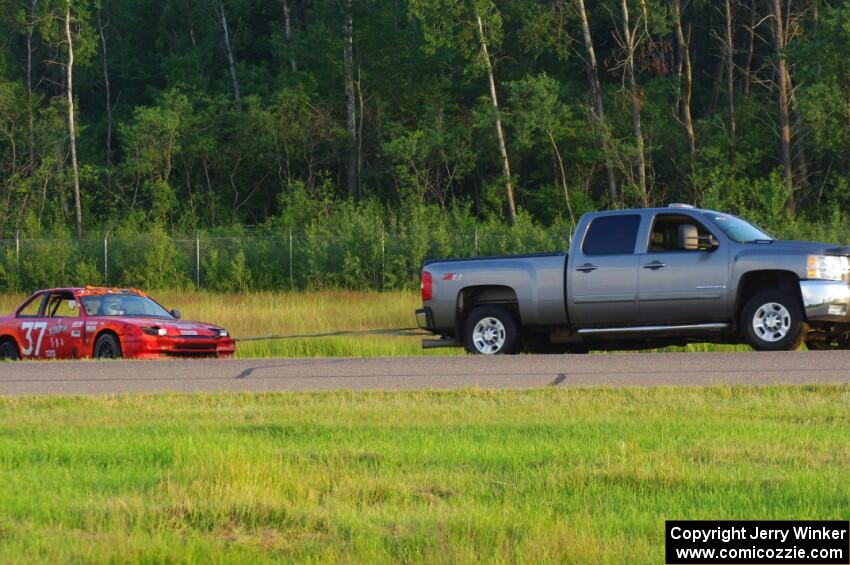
top-left (807, 255), bottom-right (849, 281)
top-left (217, 329), bottom-right (229, 338)
top-left (141, 326), bottom-right (168, 337)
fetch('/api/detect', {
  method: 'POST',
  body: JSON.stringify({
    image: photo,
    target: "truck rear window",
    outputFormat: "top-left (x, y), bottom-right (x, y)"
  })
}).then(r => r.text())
top-left (582, 215), bottom-right (641, 255)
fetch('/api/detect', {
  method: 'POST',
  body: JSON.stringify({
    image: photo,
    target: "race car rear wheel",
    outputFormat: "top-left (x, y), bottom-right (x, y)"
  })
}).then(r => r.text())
top-left (0, 340), bottom-right (19, 361)
top-left (94, 333), bottom-right (122, 359)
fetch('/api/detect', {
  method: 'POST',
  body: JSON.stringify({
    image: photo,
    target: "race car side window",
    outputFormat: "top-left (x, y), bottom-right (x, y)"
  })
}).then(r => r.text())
top-left (46, 292), bottom-right (82, 318)
top-left (16, 293), bottom-right (46, 318)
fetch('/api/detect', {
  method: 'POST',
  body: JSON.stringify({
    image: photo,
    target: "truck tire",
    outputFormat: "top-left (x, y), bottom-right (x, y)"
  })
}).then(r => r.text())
top-left (464, 306), bottom-right (519, 355)
top-left (0, 340), bottom-right (19, 361)
top-left (94, 333), bottom-right (122, 359)
top-left (741, 290), bottom-right (806, 351)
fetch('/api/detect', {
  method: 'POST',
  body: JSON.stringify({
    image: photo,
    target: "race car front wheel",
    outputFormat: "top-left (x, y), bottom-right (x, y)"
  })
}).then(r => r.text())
top-left (94, 334), bottom-right (122, 359)
top-left (0, 340), bottom-right (20, 361)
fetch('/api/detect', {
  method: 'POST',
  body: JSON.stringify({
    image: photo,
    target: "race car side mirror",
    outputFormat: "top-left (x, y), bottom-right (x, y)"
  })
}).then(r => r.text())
top-left (170, 308), bottom-right (182, 320)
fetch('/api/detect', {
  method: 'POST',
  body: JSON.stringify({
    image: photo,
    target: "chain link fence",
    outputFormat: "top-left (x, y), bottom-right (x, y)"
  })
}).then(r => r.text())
top-left (0, 226), bottom-right (572, 292)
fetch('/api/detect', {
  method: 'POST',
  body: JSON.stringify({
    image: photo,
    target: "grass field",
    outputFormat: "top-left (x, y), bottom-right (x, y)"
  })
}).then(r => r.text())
top-left (0, 291), bottom-right (752, 358)
top-left (0, 386), bottom-right (848, 563)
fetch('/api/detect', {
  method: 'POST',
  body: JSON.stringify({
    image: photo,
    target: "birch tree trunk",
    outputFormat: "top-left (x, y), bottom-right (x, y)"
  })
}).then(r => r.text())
top-left (577, 0), bottom-right (618, 204)
top-left (65, 0), bottom-right (83, 237)
top-left (672, 0), bottom-right (695, 161)
top-left (27, 0), bottom-right (37, 172)
top-left (97, 5), bottom-right (113, 189)
top-left (621, 0), bottom-right (649, 207)
top-left (343, 0), bottom-right (358, 197)
top-left (218, 2), bottom-right (242, 110)
top-left (282, 0), bottom-right (297, 71)
top-left (476, 11), bottom-right (517, 221)
top-left (547, 130), bottom-right (575, 227)
top-left (786, 69), bottom-right (811, 191)
top-left (743, 0), bottom-right (756, 96)
top-left (724, 0), bottom-right (736, 142)
top-left (771, 0), bottom-right (794, 212)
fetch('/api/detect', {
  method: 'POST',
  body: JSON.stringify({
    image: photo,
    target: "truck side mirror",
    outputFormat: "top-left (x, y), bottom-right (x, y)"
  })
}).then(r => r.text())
top-left (703, 235), bottom-right (720, 249)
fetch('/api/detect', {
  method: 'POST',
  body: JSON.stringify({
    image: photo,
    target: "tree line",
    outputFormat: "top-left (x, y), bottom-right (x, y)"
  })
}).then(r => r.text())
top-left (0, 0), bottom-right (847, 239)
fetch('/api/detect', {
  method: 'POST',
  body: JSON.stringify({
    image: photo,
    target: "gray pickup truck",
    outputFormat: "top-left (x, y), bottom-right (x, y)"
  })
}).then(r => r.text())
top-left (415, 205), bottom-right (850, 354)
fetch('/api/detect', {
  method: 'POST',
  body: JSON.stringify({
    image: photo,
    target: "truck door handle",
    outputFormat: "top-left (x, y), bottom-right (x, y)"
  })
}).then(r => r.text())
top-left (643, 261), bottom-right (666, 270)
top-left (576, 263), bottom-right (597, 273)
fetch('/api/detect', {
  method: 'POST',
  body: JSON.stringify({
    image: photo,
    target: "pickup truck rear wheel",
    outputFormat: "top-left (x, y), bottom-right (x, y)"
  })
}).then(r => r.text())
top-left (742, 290), bottom-right (806, 351)
top-left (464, 306), bottom-right (519, 355)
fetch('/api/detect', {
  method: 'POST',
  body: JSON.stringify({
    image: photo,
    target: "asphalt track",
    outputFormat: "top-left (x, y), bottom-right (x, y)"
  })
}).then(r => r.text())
top-left (1, 351), bottom-right (850, 396)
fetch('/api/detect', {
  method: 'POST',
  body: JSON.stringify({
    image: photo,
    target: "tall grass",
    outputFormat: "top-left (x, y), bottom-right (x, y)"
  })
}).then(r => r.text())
top-left (0, 386), bottom-right (848, 563)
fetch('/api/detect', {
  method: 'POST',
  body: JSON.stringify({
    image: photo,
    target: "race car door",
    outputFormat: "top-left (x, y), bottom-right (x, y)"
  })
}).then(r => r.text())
top-left (42, 290), bottom-right (86, 359)
top-left (14, 291), bottom-right (49, 359)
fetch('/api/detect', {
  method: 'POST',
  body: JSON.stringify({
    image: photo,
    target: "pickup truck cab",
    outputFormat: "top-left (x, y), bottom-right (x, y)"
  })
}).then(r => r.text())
top-left (416, 205), bottom-right (850, 354)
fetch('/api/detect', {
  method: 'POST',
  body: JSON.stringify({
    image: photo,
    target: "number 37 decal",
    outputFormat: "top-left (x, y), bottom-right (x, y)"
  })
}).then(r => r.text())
top-left (20, 321), bottom-right (48, 357)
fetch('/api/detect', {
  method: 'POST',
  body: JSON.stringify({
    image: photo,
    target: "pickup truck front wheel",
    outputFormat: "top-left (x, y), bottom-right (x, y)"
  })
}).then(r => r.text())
top-left (464, 306), bottom-right (519, 355)
top-left (742, 290), bottom-right (806, 351)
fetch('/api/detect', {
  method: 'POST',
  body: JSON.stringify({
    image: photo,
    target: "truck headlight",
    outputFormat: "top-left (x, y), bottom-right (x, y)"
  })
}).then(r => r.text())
top-left (807, 255), bottom-right (849, 281)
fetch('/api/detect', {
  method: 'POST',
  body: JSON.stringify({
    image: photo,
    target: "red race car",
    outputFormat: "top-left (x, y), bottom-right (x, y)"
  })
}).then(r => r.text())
top-left (0, 287), bottom-right (235, 361)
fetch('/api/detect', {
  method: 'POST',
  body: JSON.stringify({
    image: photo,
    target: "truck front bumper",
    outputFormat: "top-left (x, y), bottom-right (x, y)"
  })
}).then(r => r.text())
top-left (800, 280), bottom-right (850, 322)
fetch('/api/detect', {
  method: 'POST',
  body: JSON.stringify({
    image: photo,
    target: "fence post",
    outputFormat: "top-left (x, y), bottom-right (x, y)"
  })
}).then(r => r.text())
top-left (195, 230), bottom-right (201, 289)
top-left (474, 226), bottom-right (479, 255)
top-left (288, 228), bottom-right (294, 287)
top-left (15, 230), bottom-right (19, 267)
top-left (104, 231), bottom-right (109, 286)
top-left (380, 227), bottom-right (385, 290)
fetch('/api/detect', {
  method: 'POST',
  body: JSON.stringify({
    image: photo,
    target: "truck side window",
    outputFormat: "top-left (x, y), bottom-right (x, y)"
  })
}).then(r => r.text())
top-left (582, 215), bottom-right (641, 256)
top-left (649, 214), bottom-right (714, 252)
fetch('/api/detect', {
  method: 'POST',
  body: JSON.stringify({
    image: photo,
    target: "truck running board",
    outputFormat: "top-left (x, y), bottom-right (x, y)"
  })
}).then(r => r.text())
top-left (422, 338), bottom-right (463, 349)
top-left (577, 322), bottom-right (730, 335)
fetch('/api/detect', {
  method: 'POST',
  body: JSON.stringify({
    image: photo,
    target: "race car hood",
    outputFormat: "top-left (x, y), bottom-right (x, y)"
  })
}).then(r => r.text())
top-left (89, 317), bottom-right (227, 337)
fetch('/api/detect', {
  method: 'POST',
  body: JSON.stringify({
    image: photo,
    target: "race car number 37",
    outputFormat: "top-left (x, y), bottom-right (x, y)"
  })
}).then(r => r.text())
top-left (20, 321), bottom-right (48, 357)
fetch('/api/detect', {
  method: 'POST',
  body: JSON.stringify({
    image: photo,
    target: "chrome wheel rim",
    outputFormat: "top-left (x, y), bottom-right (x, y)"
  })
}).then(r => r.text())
top-left (472, 317), bottom-right (506, 354)
top-left (752, 302), bottom-right (791, 342)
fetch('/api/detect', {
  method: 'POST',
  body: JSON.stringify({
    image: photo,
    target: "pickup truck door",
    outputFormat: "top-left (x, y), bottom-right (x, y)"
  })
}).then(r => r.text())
top-left (569, 213), bottom-right (643, 327)
top-left (637, 212), bottom-right (730, 324)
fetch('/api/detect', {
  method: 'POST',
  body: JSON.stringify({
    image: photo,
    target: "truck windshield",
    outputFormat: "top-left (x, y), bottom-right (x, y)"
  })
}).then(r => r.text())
top-left (705, 213), bottom-right (774, 243)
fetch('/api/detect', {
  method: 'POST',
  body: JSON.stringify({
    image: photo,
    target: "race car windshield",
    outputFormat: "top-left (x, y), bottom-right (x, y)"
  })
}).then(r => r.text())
top-left (705, 213), bottom-right (774, 243)
top-left (80, 294), bottom-right (173, 318)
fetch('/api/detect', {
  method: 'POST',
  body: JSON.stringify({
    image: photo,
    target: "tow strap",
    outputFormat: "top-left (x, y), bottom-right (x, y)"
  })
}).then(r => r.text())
top-left (234, 327), bottom-right (425, 342)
